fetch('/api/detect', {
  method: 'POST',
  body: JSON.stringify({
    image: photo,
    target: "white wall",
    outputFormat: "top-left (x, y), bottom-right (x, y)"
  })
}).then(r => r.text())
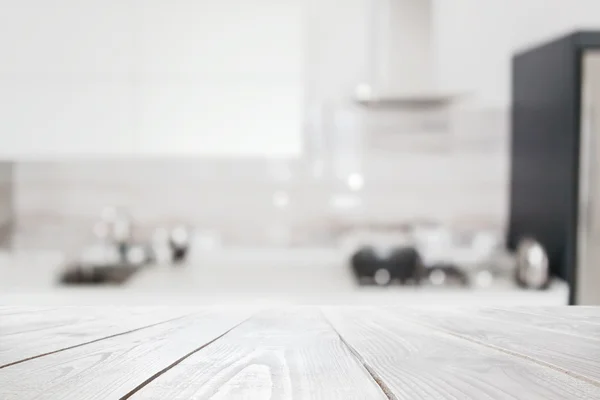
top-left (0, 0), bottom-right (303, 158)
top-left (434, 0), bottom-right (600, 107)
top-left (511, 0), bottom-right (600, 50)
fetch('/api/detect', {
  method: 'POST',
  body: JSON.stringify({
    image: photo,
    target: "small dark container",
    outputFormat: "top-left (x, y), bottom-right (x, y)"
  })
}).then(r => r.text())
top-left (388, 246), bottom-right (423, 284)
top-left (350, 246), bottom-right (381, 280)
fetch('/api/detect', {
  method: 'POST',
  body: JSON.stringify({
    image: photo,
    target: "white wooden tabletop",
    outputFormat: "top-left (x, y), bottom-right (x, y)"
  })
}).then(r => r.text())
top-left (0, 306), bottom-right (599, 399)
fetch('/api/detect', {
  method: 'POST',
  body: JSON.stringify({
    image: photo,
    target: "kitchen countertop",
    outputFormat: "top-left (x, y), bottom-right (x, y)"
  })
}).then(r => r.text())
top-left (0, 248), bottom-right (569, 306)
top-left (124, 262), bottom-right (570, 306)
top-left (1, 306), bottom-right (599, 399)
top-left (0, 271), bottom-right (570, 307)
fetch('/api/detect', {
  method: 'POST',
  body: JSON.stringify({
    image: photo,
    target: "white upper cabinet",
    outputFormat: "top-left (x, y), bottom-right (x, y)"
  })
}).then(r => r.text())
top-left (137, 0), bottom-right (303, 79)
top-left (133, 0), bottom-right (304, 157)
top-left (0, 0), bottom-right (304, 158)
top-left (0, 0), bottom-right (135, 77)
top-left (135, 81), bottom-right (303, 157)
top-left (0, 0), bottom-right (136, 157)
top-left (0, 81), bottom-right (136, 157)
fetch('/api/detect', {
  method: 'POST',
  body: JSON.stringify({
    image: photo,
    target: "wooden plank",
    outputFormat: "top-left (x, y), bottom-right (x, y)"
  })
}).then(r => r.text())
top-left (0, 307), bottom-right (197, 367)
top-left (386, 307), bottom-right (600, 385)
top-left (0, 306), bottom-right (200, 336)
top-left (324, 307), bottom-right (600, 399)
top-left (129, 308), bottom-right (387, 400)
top-left (0, 306), bottom-right (58, 317)
top-left (472, 307), bottom-right (600, 339)
top-left (0, 306), bottom-right (161, 336)
top-left (0, 309), bottom-right (252, 400)
top-left (503, 306), bottom-right (600, 323)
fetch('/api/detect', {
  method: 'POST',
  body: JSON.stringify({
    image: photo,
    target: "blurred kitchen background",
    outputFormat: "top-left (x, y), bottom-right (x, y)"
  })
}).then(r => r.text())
top-left (0, 0), bottom-right (598, 305)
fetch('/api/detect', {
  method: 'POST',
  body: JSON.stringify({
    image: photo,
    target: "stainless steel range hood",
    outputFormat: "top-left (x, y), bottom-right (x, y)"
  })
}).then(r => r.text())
top-left (355, 0), bottom-right (464, 107)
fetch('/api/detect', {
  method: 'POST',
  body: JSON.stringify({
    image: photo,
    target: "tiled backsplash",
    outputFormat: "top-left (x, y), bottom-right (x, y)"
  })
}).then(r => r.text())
top-left (12, 107), bottom-right (509, 253)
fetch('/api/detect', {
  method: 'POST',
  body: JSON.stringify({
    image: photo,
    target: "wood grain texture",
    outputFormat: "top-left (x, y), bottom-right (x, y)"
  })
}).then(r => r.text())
top-left (475, 307), bottom-right (600, 339)
top-left (0, 307), bottom-right (160, 336)
top-left (0, 309), bottom-right (252, 400)
top-left (387, 307), bottom-right (600, 385)
top-left (0, 307), bottom-right (196, 367)
top-left (504, 306), bottom-right (600, 323)
top-left (1, 306), bottom-right (599, 400)
top-left (324, 307), bottom-right (600, 400)
top-left (0, 306), bottom-right (57, 316)
top-left (129, 308), bottom-right (387, 400)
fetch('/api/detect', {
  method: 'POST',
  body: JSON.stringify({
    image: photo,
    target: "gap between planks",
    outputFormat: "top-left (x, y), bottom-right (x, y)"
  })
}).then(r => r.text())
top-left (378, 308), bottom-right (600, 390)
top-left (0, 312), bottom-right (196, 370)
top-left (119, 313), bottom-right (255, 400)
top-left (319, 309), bottom-right (397, 400)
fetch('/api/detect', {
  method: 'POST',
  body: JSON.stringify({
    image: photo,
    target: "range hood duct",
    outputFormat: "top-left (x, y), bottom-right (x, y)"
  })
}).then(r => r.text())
top-left (355, 0), bottom-right (463, 107)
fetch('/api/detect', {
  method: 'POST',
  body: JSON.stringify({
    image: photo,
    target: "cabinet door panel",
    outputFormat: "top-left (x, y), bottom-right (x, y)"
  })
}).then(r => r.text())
top-left (137, 0), bottom-right (303, 78)
top-left (136, 81), bottom-right (302, 157)
top-left (0, 80), bottom-right (135, 157)
top-left (0, 0), bottom-right (134, 77)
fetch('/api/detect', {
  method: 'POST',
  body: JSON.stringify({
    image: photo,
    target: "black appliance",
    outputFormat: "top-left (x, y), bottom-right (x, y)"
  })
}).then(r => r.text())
top-left (509, 31), bottom-right (600, 304)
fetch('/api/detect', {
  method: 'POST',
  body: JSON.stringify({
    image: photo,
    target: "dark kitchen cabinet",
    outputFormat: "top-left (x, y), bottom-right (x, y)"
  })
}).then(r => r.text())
top-left (509, 31), bottom-right (600, 304)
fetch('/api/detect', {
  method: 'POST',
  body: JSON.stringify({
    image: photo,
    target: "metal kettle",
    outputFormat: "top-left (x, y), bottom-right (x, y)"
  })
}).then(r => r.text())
top-left (515, 237), bottom-right (550, 289)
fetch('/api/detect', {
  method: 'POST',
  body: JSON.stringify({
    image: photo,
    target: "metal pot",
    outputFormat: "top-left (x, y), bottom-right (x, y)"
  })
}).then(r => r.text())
top-left (515, 237), bottom-right (550, 289)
